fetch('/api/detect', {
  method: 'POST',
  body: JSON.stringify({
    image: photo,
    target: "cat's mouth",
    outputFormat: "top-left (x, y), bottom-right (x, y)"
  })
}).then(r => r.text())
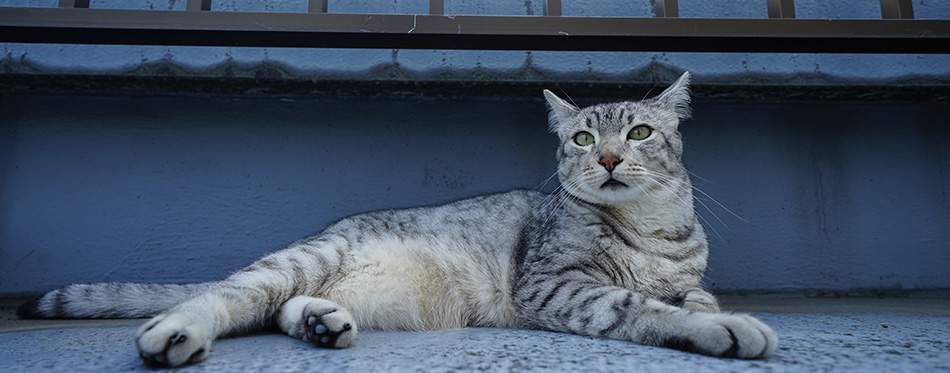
top-left (600, 178), bottom-right (628, 189)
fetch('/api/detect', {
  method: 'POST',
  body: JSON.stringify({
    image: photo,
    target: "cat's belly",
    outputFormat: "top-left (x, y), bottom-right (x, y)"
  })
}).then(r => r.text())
top-left (320, 237), bottom-right (519, 331)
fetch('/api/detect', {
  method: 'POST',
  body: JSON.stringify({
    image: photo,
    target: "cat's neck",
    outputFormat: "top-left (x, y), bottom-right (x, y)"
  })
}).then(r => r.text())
top-left (606, 197), bottom-right (698, 240)
top-left (567, 183), bottom-right (698, 241)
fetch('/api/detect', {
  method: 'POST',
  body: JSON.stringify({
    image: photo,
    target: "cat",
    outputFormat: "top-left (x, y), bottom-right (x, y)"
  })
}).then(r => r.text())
top-left (17, 71), bottom-right (777, 366)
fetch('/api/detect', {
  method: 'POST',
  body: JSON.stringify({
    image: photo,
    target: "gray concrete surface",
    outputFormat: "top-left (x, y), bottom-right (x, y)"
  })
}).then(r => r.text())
top-left (1, 297), bottom-right (948, 372)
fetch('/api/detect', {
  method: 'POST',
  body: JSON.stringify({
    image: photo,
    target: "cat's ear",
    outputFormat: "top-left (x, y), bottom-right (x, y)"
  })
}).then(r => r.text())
top-left (654, 71), bottom-right (692, 121)
top-left (543, 89), bottom-right (580, 132)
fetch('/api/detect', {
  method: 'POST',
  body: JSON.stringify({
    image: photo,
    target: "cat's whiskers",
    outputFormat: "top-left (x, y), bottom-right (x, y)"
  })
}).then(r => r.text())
top-left (538, 182), bottom-right (570, 213)
top-left (644, 168), bottom-right (746, 225)
top-left (693, 208), bottom-right (723, 242)
top-left (650, 169), bottom-right (743, 220)
top-left (550, 179), bottom-right (582, 211)
top-left (637, 169), bottom-right (727, 242)
top-left (651, 179), bottom-right (723, 242)
top-left (538, 178), bottom-right (584, 230)
top-left (640, 170), bottom-right (719, 217)
top-left (533, 171), bottom-right (560, 192)
top-left (542, 189), bottom-right (569, 223)
top-left (689, 185), bottom-right (747, 224)
top-left (686, 169), bottom-right (714, 185)
top-left (638, 174), bottom-right (692, 206)
top-left (532, 186), bottom-right (564, 228)
top-left (629, 170), bottom-right (697, 217)
top-left (623, 167), bottom-right (688, 199)
top-left (519, 175), bottom-right (576, 239)
top-left (641, 83), bottom-right (659, 101)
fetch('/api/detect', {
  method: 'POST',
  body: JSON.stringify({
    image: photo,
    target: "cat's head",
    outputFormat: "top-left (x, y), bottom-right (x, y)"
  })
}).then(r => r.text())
top-left (544, 72), bottom-right (692, 206)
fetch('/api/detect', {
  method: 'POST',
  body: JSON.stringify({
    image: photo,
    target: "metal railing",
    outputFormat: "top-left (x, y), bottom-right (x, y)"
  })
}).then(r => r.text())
top-left (0, 0), bottom-right (945, 54)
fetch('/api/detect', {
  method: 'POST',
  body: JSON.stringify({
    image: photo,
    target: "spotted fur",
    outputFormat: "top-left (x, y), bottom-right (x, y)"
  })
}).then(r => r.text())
top-left (18, 72), bottom-right (777, 366)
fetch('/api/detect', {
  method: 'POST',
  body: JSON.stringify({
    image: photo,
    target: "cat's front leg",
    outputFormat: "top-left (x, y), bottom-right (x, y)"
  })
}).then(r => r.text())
top-left (680, 287), bottom-right (720, 313)
top-left (515, 276), bottom-right (777, 359)
top-left (277, 296), bottom-right (357, 348)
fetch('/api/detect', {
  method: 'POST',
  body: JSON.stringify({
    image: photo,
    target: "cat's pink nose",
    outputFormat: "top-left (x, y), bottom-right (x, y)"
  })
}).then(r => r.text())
top-left (599, 157), bottom-right (622, 172)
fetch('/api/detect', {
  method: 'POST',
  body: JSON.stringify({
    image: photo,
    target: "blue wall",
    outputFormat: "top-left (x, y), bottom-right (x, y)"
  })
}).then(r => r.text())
top-left (0, 94), bottom-right (556, 293)
top-left (2, 93), bottom-right (948, 295)
top-left (1, 0), bottom-right (948, 296)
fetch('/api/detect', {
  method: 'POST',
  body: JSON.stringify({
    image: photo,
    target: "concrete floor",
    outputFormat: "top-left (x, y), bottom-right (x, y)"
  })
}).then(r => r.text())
top-left (1, 297), bottom-right (949, 372)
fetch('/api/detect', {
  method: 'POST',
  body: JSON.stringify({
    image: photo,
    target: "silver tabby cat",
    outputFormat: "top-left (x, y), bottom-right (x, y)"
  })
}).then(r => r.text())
top-left (18, 72), bottom-right (777, 366)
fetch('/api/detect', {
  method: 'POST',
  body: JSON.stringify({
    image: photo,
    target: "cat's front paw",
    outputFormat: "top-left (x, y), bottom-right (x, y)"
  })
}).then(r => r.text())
top-left (681, 288), bottom-right (720, 313)
top-left (135, 313), bottom-right (213, 367)
top-left (672, 313), bottom-right (778, 359)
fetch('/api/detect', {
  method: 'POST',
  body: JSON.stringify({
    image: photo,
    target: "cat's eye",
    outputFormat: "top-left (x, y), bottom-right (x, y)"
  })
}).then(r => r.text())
top-left (628, 125), bottom-right (652, 141)
top-left (573, 131), bottom-right (595, 146)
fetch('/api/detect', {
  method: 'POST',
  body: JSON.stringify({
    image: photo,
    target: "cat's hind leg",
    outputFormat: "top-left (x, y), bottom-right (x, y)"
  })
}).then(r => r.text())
top-left (277, 296), bottom-right (357, 348)
top-left (136, 311), bottom-right (213, 366)
top-left (136, 233), bottom-right (353, 366)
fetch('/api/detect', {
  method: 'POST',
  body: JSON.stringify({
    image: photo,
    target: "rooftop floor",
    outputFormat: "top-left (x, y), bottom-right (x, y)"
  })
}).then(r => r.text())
top-left (2, 297), bottom-right (949, 372)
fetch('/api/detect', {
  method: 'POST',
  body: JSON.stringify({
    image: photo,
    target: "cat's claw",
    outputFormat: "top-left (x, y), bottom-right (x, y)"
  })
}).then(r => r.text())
top-left (135, 313), bottom-right (212, 367)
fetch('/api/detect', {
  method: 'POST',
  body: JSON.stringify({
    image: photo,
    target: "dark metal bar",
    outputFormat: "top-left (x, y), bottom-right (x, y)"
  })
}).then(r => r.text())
top-left (544, 0), bottom-right (561, 17)
top-left (429, 0), bottom-right (443, 15)
top-left (767, 0), bottom-right (795, 19)
top-left (308, 0), bottom-right (327, 13)
top-left (187, 0), bottom-right (211, 12)
top-left (0, 7), bottom-right (946, 54)
top-left (654, 0), bottom-right (678, 18)
top-left (881, 0), bottom-right (914, 19)
top-left (58, 0), bottom-right (89, 8)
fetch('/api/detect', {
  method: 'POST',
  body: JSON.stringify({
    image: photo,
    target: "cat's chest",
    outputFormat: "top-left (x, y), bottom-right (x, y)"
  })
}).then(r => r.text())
top-left (590, 227), bottom-right (703, 299)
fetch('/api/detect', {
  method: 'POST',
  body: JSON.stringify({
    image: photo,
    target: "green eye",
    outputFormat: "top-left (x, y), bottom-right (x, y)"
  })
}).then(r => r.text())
top-left (574, 131), bottom-right (595, 146)
top-left (628, 125), bottom-right (652, 141)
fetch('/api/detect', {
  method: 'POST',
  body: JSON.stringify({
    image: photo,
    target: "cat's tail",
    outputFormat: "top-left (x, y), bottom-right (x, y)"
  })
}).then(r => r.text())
top-left (16, 282), bottom-right (215, 319)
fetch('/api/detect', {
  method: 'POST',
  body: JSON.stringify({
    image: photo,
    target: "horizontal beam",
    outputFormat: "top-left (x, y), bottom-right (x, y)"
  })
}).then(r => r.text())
top-left (0, 7), bottom-right (947, 54)
top-left (4, 72), bottom-right (948, 101)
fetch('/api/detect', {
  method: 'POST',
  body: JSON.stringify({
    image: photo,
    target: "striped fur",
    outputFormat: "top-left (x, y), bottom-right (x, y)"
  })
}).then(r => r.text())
top-left (18, 72), bottom-right (777, 366)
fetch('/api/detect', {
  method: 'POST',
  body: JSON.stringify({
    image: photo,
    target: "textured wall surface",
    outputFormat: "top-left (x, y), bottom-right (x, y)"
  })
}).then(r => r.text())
top-left (1, 0), bottom-right (948, 295)
top-left (2, 93), bottom-right (947, 295)
top-left (0, 94), bottom-right (557, 293)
